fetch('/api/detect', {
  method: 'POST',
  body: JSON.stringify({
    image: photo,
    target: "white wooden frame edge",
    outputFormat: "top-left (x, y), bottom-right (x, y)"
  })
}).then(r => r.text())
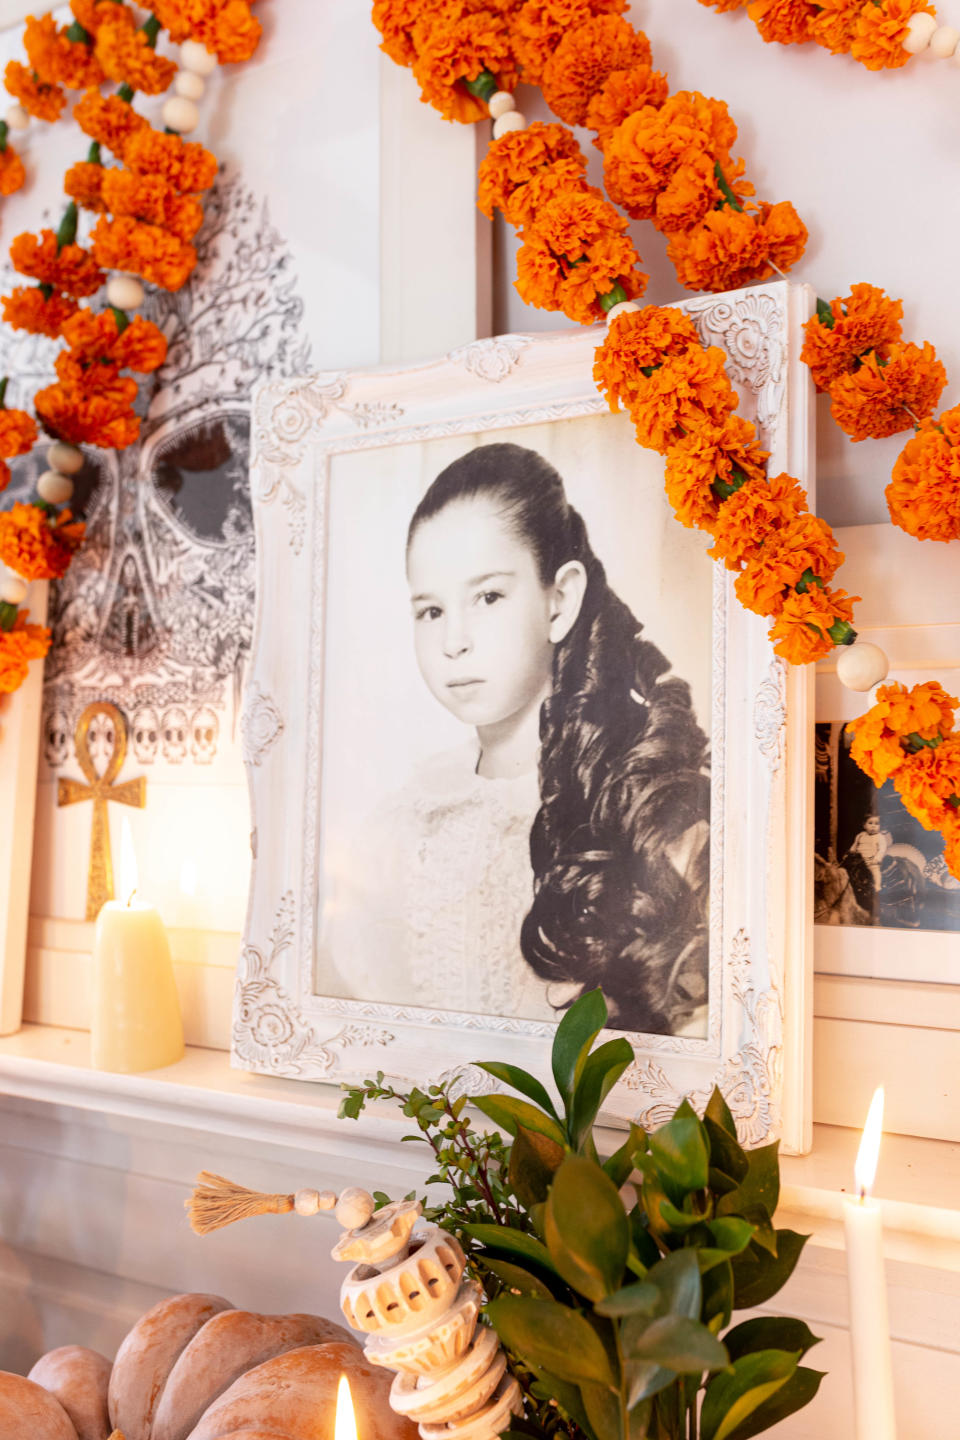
top-left (235, 280), bottom-right (815, 1154)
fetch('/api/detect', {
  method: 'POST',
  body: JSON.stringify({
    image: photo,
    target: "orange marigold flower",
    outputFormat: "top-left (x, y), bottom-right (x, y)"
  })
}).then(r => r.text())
top-left (90, 214), bottom-right (197, 291)
top-left (745, 0), bottom-right (815, 44)
top-left (101, 167), bottom-right (204, 242)
top-left (829, 341), bottom-right (947, 442)
top-left (663, 415), bottom-right (770, 532)
top-left (585, 64), bottom-right (669, 150)
top-left (0, 144), bottom-right (25, 197)
top-left (55, 351), bottom-right (123, 392)
top-left (944, 821), bottom-right (960, 881)
top-left (34, 380), bottom-right (140, 449)
top-left (893, 737), bottom-right (960, 831)
top-left (24, 12), bottom-right (104, 90)
top-left (2, 286), bottom-right (79, 337)
top-left (478, 122), bottom-right (586, 221)
top-left (142, 0), bottom-right (261, 62)
top-left (0, 407), bottom-right (39, 459)
top-left (886, 409), bottom-right (960, 544)
top-left (541, 14), bottom-right (651, 126)
top-left (64, 160), bottom-right (107, 211)
top-left (629, 344), bottom-right (737, 454)
top-left (409, 8), bottom-right (519, 124)
top-left (208, 1), bottom-right (262, 64)
top-left (667, 208), bottom-right (765, 294)
top-left (60, 306), bottom-right (168, 373)
top-left (809, 0), bottom-right (861, 53)
top-left (733, 512), bottom-right (843, 616)
top-left (514, 0), bottom-right (627, 85)
top-left (122, 130), bottom-right (218, 193)
top-left (697, 0), bottom-right (747, 11)
top-left (0, 614), bottom-right (51, 695)
top-left (70, 0), bottom-right (127, 33)
top-left (707, 471), bottom-right (809, 569)
top-left (768, 586), bottom-right (858, 665)
top-left (847, 680), bottom-right (958, 786)
top-left (0, 501), bottom-right (84, 580)
top-left (113, 314), bottom-right (167, 371)
top-left (593, 304), bottom-right (701, 413)
top-left (9, 230), bottom-right (105, 298)
top-left (761, 200), bottom-right (809, 274)
top-left (851, 0), bottom-right (935, 69)
top-left (95, 10), bottom-right (177, 94)
top-left (515, 190), bottom-right (645, 324)
top-left (373, 0), bottom-right (442, 66)
top-left (0, 460), bottom-right (9, 492)
top-left (4, 60), bottom-right (66, 123)
top-left (73, 88), bottom-right (149, 156)
top-left (800, 282), bottom-right (904, 391)
top-left (603, 91), bottom-right (737, 232)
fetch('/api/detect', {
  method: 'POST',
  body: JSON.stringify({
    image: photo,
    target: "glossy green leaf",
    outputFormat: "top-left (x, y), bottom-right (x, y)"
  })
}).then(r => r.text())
top-left (569, 1038), bottom-right (635, 1148)
top-left (552, 989), bottom-right (608, 1111)
top-left (706, 1217), bottom-right (755, 1255)
top-left (544, 1155), bottom-right (629, 1301)
top-left (646, 1104), bottom-right (710, 1202)
top-left (624, 1357), bottom-right (676, 1409)
top-left (646, 1247), bottom-right (702, 1320)
top-left (704, 1118), bottom-right (749, 1187)
top-left (629, 1205), bottom-right (661, 1268)
top-left (472, 1094), bottom-right (568, 1148)
top-left (509, 1123), bottom-right (565, 1208)
top-left (721, 1366), bottom-right (825, 1440)
top-left (461, 1222), bottom-right (558, 1275)
top-left (657, 1198), bottom-right (706, 1233)
top-left (701, 1257), bottom-right (734, 1331)
top-left (480, 1256), bottom-right (555, 1300)
top-left (602, 1124), bottom-right (646, 1189)
top-left (731, 1230), bottom-right (808, 1310)
top-left (476, 1061), bottom-right (560, 1120)
top-left (717, 1141), bottom-right (780, 1219)
top-left (704, 1086), bottom-right (737, 1138)
top-left (625, 1314), bottom-right (728, 1373)
top-left (581, 1380), bottom-right (622, 1440)
top-left (529, 1370), bottom-right (597, 1439)
top-left (723, 1317), bottom-right (820, 1363)
top-left (594, 1281), bottom-right (658, 1317)
top-left (737, 1204), bottom-right (777, 1256)
top-left (485, 1295), bottom-right (616, 1388)
top-left (700, 1350), bottom-right (799, 1440)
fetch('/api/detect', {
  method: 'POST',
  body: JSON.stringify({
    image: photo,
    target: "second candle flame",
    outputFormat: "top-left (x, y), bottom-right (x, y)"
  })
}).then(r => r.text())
top-left (334, 1375), bottom-right (358, 1440)
top-left (854, 1086), bottom-right (885, 1200)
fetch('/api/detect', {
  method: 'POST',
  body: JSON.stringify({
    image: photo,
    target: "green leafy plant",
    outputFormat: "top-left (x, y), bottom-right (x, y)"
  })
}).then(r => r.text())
top-left (339, 989), bottom-right (822, 1440)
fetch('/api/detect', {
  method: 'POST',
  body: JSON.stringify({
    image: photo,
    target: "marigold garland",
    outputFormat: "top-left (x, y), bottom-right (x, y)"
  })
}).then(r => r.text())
top-left (0, 613), bottom-right (51, 694)
top-left (701, 0), bottom-right (938, 70)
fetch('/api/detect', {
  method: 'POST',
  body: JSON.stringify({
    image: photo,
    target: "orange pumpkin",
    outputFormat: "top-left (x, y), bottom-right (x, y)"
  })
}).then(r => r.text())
top-left (1, 1293), bottom-right (418, 1440)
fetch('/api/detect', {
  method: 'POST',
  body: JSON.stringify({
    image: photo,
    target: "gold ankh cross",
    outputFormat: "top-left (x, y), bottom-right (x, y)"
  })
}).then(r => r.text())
top-left (57, 701), bottom-right (147, 921)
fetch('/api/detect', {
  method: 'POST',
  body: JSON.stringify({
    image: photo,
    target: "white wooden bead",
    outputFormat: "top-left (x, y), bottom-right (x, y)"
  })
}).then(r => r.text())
top-left (5, 103), bottom-right (28, 131)
top-left (492, 111), bottom-right (526, 140)
top-left (162, 96), bottom-right (199, 134)
top-left (47, 442), bottom-right (84, 476)
top-left (317, 1189), bottom-right (337, 1210)
top-left (335, 1186), bottom-right (376, 1231)
top-left (106, 274), bottom-right (145, 311)
top-left (174, 69), bottom-right (206, 101)
top-left (294, 1188), bottom-right (321, 1216)
top-left (37, 470), bottom-right (75, 506)
top-left (606, 301), bottom-right (641, 325)
top-left (0, 574), bottom-right (27, 605)
top-left (836, 641), bottom-right (890, 692)
top-left (488, 91), bottom-right (516, 119)
top-left (929, 23), bottom-right (960, 55)
top-left (180, 39), bottom-right (217, 76)
top-left (902, 11), bottom-right (937, 52)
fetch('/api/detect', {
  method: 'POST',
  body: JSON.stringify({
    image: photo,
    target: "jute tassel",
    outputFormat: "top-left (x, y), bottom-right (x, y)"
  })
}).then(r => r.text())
top-left (186, 1170), bottom-right (295, 1235)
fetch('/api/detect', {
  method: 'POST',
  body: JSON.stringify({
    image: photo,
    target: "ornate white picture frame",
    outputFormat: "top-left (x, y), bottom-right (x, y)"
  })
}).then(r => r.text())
top-left (235, 280), bottom-right (815, 1154)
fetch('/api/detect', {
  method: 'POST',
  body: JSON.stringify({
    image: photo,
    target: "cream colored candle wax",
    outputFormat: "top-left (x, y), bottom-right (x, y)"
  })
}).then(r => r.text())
top-left (90, 820), bottom-right (184, 1073)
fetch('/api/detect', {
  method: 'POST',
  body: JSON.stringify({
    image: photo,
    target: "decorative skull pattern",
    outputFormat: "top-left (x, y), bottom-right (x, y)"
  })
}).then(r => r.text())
top-left (161, 706), bottom-right (189, 764)
top-left (132, 705), bottom-right (161, 764)
top-left (43, 708), bottom-right (70, 769)
top-left (191, 705), bottom-right (219, 764)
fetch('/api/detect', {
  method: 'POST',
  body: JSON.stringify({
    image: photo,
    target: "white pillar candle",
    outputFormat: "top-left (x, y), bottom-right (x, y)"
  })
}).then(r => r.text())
top-left (841, 1087), bottom-right (897, 1440)
top-left (90, 819), bottom-right (184, 1072)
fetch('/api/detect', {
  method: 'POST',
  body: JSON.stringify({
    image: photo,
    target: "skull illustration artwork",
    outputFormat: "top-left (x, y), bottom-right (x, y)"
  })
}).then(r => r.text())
top-left (161, 706), bottom-right (189, 764)
top-left (87, 708), bottom-right (117, 768)
top-left (132, 705), bottom-right (160, 764)
top-left (190, 705), bottom-right (219, 764)
top-left (43, 707), bottom-right (70, 769)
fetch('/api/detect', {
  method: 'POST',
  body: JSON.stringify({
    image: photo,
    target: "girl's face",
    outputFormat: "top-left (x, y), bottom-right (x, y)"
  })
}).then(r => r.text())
top-left (407, 498), bottom-right (559, 730)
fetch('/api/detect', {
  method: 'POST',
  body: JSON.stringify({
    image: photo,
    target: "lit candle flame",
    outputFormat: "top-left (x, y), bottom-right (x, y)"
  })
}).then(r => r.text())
top-left (854, 1086), bottom-right (885, 1200)
top-left (119, 816), bottom-right (138, 906)
top-left (335, 1375), bottom-right (357, 1440)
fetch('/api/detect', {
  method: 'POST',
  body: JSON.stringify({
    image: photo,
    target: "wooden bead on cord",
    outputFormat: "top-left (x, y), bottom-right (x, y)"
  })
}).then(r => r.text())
top-left (47, 442), bottom-right (84, 476)
top-left (492, 111), bottom-right (525, 139)
top-left (902, 11), bottom-right (938, 51)
top-left (106, 274), bottom-right (145, 311)
top-left (162, 96), bottom-right (200, 133)
top-left (5, 103), bottom-right (28, 130)
top-left (606, 300), bottom-right (641, 325)
top-left (930, 23), bottom-right (960, 55)
top-left (0, 573), bottom-right (27, 605)
top-left (487, 91), bottom-right (515, 119)
top-left (835, 641), bottom-right (889, 692)
top-left (37, 470), bottom-right (74, 506)
top-left (174, 70), bottom-right (206, 100)
top-left (181, 38), bottom-right (218, 76)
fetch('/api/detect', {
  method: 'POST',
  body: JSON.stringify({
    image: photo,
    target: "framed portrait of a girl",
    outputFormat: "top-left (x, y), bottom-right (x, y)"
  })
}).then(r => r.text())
top-left (235, 280), bottom-right (815, 1154)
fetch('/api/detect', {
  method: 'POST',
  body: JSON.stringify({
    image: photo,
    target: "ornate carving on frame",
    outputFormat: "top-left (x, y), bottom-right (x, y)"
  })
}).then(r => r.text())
top-left (241, 685), bottom-right (284, 767)
top-left (448, 335), bottom-right (532, 383)
top-left (687, 289), bottom-right (785, 445)
top-left (754, 659), bottom-right (788, 776)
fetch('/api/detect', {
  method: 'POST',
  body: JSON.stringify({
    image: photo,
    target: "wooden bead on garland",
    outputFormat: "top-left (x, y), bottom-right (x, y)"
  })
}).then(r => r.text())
top-left (335, 1186), bottom-right (377, 1230)
top-left (5, 103), bottom-right (28, 131)
top-left (162, 96), bottom-right (200, 134)
top-left (37, 469), bottom-right (74, 506)
top-left (0, 573), bottom-right (27, 605)
top-left (105, 274), bottom-right (145, 311)
top-left (929, 24), bottom-right (960, 56)
top-left (488, 91), bottom-right (515, 119)
top-left (606, 300), bottom-right (641, 325)
top-left (181, 38), bottom-right (218, 76)
top-left (902, 12), bottom-right (938, 52)
top-left (492, 111), bottom-right (525, 139)
top-left (836, 641), bottom-right (890, 692)
top-left (47, 442), bottom-right (84, 476)
top-left (174, 70), bottom-right (206, 100)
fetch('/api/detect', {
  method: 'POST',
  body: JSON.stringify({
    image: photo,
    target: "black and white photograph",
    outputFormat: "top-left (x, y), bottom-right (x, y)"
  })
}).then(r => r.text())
top-left (315, 413), bottom-right (714, 1038)
top-left (815, 720), bottom-right (960, 933)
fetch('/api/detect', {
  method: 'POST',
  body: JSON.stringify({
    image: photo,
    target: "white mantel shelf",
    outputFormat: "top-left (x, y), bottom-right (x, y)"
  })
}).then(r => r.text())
top-left (1, 1023), bottom-right (959, 1271)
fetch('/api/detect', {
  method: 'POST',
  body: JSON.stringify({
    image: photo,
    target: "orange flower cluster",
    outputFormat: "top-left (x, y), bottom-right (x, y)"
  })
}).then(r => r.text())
top-left (0, 614), bottom-right (51, 694)
top-left (846, 682), bottom-right (960, 877)
top-left (0, 144), bottom-right (26, 198)
top-left (95, 7), bottom-right (177, 95)
top-left (2, 287), bottom-right (79, 338)
top-left (886, 404), bottom-right (960, 543)
top-left (67, 163), bottom-right (205, 243)
top-left (512, 0), bottom-right (628, 85)
top-left (667, 201), bottom-right (808, 294)
top-left (0, 406), bottom-right (39, 460)
top-left (143, 0), bottom-right (263, 64)
top-left (90, 214), bottom-right (197, 291)
top-left (23, 12), bottom-right (104, 90)
top-left (702, 0), bottom-right (937, 70)
top-left (594, 308), bottom-right (859, 664)
top-left (515, 189), bottom-right (646, 324)
top-left (604, 91), bottom-right (737, 231)
top-left (0, 501), bottom-right (85, 582)
top-left (478, 122), bottom-right (586, 224)
top-left (541, 13), bottom-right (651, 125)
top-left (3, 61), bottom-right (66, 123)
top-left (35, 307), bottom-right (167, 450)
top-left (9, 228), bottom-right (105, 297)
top-left (74, 89), bottom-right (150, 156)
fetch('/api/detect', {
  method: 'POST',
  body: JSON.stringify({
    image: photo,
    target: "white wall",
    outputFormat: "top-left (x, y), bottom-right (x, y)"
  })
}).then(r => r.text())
top-left (494, 1), bottom-right (960, 534)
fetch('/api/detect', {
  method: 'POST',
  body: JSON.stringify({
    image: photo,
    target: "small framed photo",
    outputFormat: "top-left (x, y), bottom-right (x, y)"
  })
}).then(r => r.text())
top-left (236, 282), bottom-right (815, 1152)
top-left (815, 524), bottom-right (960, 983)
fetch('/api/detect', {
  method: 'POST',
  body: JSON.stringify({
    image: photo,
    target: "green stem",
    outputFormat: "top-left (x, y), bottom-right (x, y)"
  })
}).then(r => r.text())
top-left (56, 200), bottom-right (78, 252)
top-left (117, 82), bottom-right (135, 104)
top-left (463, 68), bottom-right (497, 103)
top-left (0, 119), bottom-right (7, 153)
top-left (38, 282), bottom-right (54, 301)
top-left (108, 305), bottom-right (130, 333)
top-left (714, 162), bottom-right (743, 213)
top-left (904, 731), bottom-right (944, 753)
top-left (828, 618), bottom-right (857, 646)
top-left (795, 567), bottom-right (825, 595)
top-left (600, 281), bottom-right (629, 312)
top-left (0, 376), bottom-right (8, 409)
top-left (65, 19), bottom-right (93, 44)
top-left (0, 600), bottom-right (18, 632)
top-left (712, 467), bottom-right (749, 502)
top-left (140, 13), bottom-right (161, 46)
top-left (815, 297), bottom-right (836, 330)
top-left (86, 139), bottom-right (102, 164)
